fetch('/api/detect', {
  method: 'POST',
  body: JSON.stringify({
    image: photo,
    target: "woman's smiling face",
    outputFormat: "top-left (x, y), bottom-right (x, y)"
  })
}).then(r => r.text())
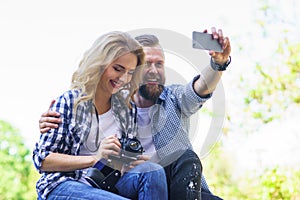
top-left (98, 53), bottom-right (138, 95)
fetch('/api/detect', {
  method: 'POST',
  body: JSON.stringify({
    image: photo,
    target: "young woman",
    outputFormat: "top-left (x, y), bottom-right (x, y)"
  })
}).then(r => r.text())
top-left (33, 31), bottom-right (168, 200)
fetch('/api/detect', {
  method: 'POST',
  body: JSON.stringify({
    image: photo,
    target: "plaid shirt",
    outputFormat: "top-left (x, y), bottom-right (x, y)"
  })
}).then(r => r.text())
top-left (32, 90), bottom-right (136, 200)
top-left (146, 75), bottom-right (212, 191)
top-left (33, 75), bottom-right (212, 199)
top-left (147, 75), bottom-right (211, 159)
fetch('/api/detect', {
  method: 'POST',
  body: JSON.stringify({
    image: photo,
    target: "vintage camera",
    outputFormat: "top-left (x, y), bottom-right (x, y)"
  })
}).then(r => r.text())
top-left (85, 135), bottom-right (143, 192)
top-left (110, 136), bottom-right (144, 163)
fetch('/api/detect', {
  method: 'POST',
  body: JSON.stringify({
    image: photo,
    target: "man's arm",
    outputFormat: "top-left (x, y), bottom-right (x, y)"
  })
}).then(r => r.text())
top-left (39, 99), bottom-right (61, 133)
top-left (193, 27), bottom-right (231, 97)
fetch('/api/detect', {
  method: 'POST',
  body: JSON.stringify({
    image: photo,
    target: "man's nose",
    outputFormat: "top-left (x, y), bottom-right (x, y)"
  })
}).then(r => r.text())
top-left (148, 63), bottom-right (158, 74)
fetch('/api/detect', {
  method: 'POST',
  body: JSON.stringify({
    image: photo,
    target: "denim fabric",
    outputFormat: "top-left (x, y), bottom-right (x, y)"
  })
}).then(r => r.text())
top-left (116, 161), bottom-right (168, 200)
top-left (33, 90), bottom-right (138, 199)
top-left (140, 77), bottom-right (214, 194)
top-left (43, 161), bottom-right (167, 200)
top-left (45, 180), bottom-right (128, 200)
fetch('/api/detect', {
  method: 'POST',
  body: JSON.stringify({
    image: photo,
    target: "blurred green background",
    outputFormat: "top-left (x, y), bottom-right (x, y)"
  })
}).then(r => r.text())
top-left (1, 0), bottom-right (300, 199)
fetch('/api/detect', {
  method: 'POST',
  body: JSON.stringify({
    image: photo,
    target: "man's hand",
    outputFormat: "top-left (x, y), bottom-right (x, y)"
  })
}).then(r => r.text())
top-left (39, 99), bottom-right (62, 133)
top-left (204, 27), bottom-right (231, 65)
top-left (194, 27), bottom-right (231, 96)
top-left (123, 154), bottom-right (150, 171)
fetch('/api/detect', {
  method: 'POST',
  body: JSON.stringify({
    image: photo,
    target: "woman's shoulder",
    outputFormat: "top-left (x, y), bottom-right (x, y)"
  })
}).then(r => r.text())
top-left (50, 90), bottom-right (81, 111)
top-left (57, 89), bottom-right (80, 101)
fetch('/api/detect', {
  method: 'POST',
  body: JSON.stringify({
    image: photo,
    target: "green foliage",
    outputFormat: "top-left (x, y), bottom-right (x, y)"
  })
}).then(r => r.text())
top-left (203, 144), bottom-right (300, 200)
top-left (206, 0), bottom-right (300, 199)
top-left (256, 167), bottom-right (300, 200)
top-left (242, 0), bottom-right (300, 124)
top-left (0, 120), bottom-right (39, 200)
top-left (243, 41), bottom-right (300, 124)
top-left (260, 168), bottom-right (289, 199)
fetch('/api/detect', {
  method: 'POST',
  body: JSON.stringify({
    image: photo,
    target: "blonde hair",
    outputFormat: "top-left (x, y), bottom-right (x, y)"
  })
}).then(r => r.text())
top-left (71, 31), bottom-right (145, 111)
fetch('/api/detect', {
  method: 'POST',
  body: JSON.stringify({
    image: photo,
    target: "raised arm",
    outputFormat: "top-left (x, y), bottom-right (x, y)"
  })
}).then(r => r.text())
top-left (194, 27), bottom-right (231, 97)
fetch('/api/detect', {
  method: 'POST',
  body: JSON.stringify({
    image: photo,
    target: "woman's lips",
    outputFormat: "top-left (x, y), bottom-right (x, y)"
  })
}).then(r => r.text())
top-left (110, 80), bottom-right (122, 89)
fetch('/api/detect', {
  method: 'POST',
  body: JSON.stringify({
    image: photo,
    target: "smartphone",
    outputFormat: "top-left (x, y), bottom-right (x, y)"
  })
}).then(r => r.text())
top-left (192, 31), bottom-right (223, 52)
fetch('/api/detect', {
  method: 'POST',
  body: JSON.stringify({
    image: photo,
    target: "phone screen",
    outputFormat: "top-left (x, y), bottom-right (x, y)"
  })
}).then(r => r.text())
top-left (192, 31), bottom-right (223, 52)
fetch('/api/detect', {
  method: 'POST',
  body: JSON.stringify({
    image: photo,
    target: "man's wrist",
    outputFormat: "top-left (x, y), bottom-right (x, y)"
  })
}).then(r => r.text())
top-left (210, 56), bottom-right (231, 71)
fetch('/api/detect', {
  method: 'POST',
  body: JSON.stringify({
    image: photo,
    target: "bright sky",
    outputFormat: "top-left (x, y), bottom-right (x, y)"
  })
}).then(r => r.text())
top-left (3, 0), bottom-right (300, 173)
top-left (0, 0), bottom-right (254, 148)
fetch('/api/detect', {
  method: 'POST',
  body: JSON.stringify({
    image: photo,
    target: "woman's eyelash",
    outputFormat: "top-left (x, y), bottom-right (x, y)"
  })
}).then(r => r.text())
top-left (114, 66), bottom-right (123, 71)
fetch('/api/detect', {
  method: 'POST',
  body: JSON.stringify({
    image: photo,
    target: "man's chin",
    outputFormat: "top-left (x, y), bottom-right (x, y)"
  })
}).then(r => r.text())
top-left (139, 84), bottom-right (164, 101)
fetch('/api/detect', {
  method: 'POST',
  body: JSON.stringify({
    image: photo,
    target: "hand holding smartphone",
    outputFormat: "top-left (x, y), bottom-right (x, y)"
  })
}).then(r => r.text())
top-left (192, 31), bottom-right (223, 52)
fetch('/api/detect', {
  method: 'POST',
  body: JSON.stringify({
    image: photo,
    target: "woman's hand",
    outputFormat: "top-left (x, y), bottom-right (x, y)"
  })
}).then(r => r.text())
top-left (94, 135), bottom-right (121, 162)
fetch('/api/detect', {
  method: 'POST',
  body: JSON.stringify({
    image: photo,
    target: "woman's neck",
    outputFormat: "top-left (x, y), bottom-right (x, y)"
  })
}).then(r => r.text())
top-left (94, 93), bottom-right (111, 115)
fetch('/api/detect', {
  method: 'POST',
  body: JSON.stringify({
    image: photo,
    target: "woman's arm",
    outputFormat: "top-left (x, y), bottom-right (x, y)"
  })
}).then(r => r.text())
top-left (41, 135), bottom-right (122, 172)
top-left (41, 153), bottom-right (97, 172)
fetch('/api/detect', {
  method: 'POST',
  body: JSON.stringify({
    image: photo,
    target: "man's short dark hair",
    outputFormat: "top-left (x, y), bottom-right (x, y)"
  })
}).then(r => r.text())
top-left (135, 34), bottom-right (160, 47)
top-left (135, 34), bottom-right (164, 59)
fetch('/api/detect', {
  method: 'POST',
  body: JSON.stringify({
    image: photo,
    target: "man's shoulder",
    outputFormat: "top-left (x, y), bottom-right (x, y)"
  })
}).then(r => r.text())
top-left (166, 84), bottom-right (184, 89)
top-left (163, 84), bottom-right (186, 94)
top-left (159, 84), bottom-right (185, 101)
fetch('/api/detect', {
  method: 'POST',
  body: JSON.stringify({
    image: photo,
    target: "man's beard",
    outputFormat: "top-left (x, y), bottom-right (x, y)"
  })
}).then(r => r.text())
top-left (138, 84), bottom-right (164, 101)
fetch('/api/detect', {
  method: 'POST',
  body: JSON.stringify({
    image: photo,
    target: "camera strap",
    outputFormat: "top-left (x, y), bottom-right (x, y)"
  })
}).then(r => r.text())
top-left (111, 93), bottom-right (138, 138)
top-left (85, 159), bottom-right (121, 193)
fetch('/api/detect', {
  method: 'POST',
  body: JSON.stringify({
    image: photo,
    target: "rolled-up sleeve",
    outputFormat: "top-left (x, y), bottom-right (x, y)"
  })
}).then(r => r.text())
top-left (169, 75), bottom-right (212, 117)
top-left (32, 92), bottom-right (74, 172)
top-left (187, 75), bottom-right (212, 103)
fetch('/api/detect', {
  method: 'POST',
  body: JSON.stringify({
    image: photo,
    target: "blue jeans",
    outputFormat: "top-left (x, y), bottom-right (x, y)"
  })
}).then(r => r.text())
top-left (46, 181), bottom-right (128, 200)
top-left (116, 161), bottom-right (168, 200)
top-left (46, 161), bottom-right (167, 200)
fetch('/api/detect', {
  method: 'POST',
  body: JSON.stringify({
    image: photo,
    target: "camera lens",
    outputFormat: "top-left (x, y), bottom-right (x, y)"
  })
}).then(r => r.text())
top-left (119, 137), bottom-right (143, 154)
top-left (129, 140), bottom-right (140, 151)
